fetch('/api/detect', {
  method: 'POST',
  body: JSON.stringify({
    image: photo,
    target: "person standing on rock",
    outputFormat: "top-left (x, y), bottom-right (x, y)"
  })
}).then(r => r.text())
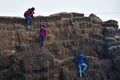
top-left (76, 53), bottom-right (89, 78)
top-left (24, 7), bottom-right (35, 30)
top-left (39, 25), bottom-right (47, 48)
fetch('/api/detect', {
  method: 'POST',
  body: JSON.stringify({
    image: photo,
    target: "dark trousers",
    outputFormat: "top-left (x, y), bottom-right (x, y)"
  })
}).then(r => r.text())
top-left (24, 13), bottom-right (32, 28)
top-left (40, 36), bottom-right (45, 46)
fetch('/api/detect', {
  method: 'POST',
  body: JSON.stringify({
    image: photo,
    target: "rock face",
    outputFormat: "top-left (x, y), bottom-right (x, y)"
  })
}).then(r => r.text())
top-left (0, 13), bottom-right (120, 80)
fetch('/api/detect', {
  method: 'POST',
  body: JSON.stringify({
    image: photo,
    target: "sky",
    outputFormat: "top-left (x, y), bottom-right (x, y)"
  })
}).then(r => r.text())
top-left (0, 0), bottom-right (120, 27)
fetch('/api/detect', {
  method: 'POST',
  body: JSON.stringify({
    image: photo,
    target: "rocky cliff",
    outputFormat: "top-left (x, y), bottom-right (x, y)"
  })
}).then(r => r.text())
top-left (0, 12), bottom-right (120, 80)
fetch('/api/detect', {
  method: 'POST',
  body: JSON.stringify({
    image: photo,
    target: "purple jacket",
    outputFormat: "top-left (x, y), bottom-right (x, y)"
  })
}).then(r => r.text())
top-left (39, 27), bottom-right (47, 37)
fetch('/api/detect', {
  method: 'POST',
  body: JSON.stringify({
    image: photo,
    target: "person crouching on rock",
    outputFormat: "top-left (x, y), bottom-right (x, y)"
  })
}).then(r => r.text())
top-left (24, 7), bottom-right (35, 30)
top-left (39, 25), bottom-right (47, 48)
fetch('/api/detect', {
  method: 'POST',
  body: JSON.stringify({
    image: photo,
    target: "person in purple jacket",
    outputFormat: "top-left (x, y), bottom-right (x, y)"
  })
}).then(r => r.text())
top-left (77, 53), bottom-right (89, 78)
top-left (39, 25), bottom-right (47, 48)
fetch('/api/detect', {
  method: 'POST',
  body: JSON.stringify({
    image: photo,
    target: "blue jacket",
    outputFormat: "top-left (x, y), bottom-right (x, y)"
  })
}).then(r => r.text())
top-left (77, 53), bottom-right (87, 64)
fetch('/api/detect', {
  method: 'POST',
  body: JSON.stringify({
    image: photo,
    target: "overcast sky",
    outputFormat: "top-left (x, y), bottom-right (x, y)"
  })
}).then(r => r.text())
top-left (0, 0), bottom-right (120, 27)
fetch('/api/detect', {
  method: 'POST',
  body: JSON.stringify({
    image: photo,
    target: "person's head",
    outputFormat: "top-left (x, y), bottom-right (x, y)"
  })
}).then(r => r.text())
top-left (31, 7), bottom-right (35, 11)
top-left (41, 24), bottom-right (46, 28)
top-left (79, 53), bottom-right (83, 57)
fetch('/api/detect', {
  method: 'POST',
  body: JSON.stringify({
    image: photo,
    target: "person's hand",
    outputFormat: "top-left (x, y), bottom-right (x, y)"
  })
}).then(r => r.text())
top-left (88, 56), bottom-right (96, 60)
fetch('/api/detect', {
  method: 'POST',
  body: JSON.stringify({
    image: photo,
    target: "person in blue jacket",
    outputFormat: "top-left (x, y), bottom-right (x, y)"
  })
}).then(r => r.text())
top-left (77, 53), bottom-right (89, 78)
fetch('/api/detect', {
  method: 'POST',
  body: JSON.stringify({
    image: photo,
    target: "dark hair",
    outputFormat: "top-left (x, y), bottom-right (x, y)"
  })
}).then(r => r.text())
top-left (31, 7), bottom-right (35, 10)
top-left (41, 25), bottom-right (46, 28)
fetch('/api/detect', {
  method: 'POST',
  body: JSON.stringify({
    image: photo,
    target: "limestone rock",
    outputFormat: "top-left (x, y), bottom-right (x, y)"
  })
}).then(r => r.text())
top-left (0, 12), bottom-right (120, 80)
top-left (89, 13), bottom-right (103, 24)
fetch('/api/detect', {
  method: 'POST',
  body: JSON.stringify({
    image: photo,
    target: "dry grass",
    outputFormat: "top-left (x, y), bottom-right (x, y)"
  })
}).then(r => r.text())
top-left (46, 34), bottom-right (55, 44)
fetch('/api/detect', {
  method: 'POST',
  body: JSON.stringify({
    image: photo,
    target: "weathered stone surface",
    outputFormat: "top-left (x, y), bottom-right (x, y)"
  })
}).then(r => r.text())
top-left (89, 13), bottom-right (103, 24)
top-left (50, 12), bottom-right (72, 18)
top-left (0, 12), bottom-right (120, 80)
top-left (114, 56), bottom-right (120, 71)
top-left (71, 12), bottom-right (84, 18)
top-left (73, 17), bottom-right (92, 22)
top-left (103, 20), bottom-right (118, 28)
